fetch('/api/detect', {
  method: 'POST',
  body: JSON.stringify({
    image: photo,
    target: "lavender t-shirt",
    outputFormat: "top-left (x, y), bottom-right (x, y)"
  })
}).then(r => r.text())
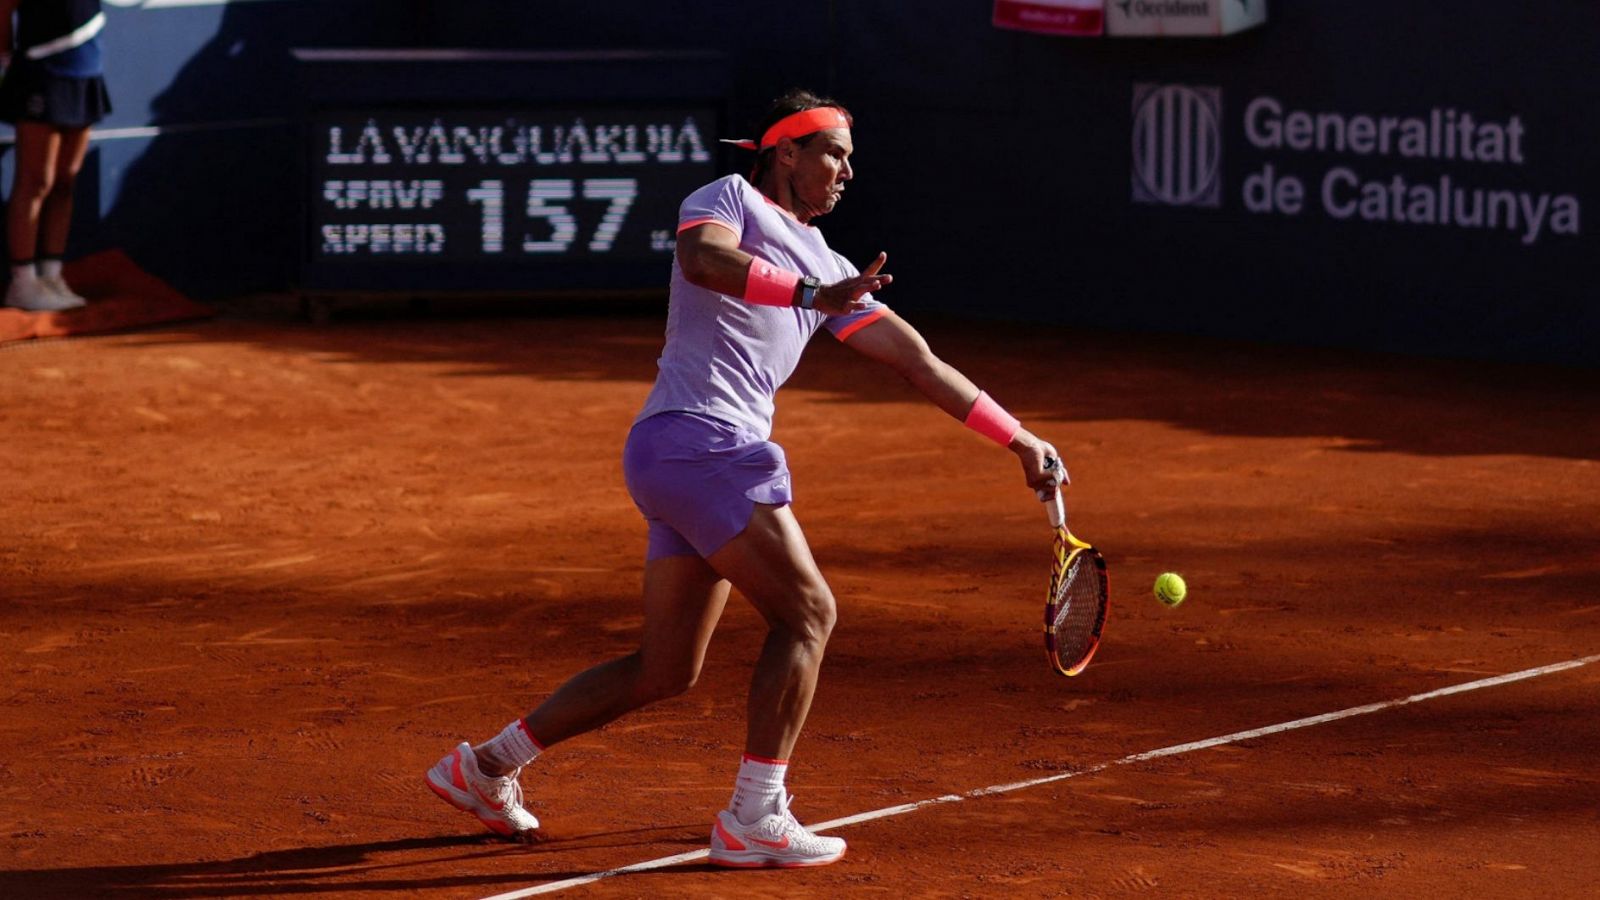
top-left (634, 175), bottom-right (888, 440)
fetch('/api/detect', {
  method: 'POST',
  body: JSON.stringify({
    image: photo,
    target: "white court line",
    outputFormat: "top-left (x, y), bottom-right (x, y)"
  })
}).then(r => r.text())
top-left (480, 653), bottom-right (1600, 899)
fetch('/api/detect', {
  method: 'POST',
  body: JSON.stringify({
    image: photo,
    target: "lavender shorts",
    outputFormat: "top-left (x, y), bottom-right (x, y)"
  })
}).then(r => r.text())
top-left (623, 412), bottom-right (793, 560)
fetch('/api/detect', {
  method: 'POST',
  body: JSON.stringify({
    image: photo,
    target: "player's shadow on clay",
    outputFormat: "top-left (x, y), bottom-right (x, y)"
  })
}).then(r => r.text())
top-left (0, 825), bottom-right (708, 898)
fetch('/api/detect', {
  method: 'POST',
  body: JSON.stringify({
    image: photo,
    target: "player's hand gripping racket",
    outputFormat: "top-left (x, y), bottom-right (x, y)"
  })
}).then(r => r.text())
top-left (1039, 457), bottom-right (1108, 676)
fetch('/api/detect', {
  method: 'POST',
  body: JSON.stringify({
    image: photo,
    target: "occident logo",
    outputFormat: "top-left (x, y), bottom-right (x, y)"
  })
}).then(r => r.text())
top-left (1131, 83), bottom-right (1222, 207)
top-left (1117, 0), bottom-right (1212, 16)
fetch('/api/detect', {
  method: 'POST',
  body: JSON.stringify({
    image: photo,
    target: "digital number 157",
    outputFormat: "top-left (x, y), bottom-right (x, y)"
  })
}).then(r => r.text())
top-left (466, 178), bottom-right (638, 254)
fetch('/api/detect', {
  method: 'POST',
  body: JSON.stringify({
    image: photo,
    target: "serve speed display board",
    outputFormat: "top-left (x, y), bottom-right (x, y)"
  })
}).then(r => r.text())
top-left (294, 50), bottom-right (727, 294)
top-left (304, 109), bottom-right (713, 286)
top-left (311, 108), bottom-right (715, 265)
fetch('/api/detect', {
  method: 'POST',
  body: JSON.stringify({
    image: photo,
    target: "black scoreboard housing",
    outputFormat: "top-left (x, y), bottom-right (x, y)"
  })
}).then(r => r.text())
top-left (294, 49), bottom-right (727, 295)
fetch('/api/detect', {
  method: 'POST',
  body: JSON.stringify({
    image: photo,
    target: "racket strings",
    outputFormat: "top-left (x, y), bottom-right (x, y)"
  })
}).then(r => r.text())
top-left (1051, 550), bottom-right (1106, 663)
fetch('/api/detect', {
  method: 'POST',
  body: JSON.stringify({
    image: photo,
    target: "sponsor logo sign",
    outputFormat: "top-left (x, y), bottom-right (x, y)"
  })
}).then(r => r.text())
top-left (1131, 84), bottom-right (1222, 207)
top-left (1107, 0), bottom-right (1266, 36)
top-left (1132, 83), bottom-right (1583, 245)
top-left (993, 0), bottom-right (1104, 37)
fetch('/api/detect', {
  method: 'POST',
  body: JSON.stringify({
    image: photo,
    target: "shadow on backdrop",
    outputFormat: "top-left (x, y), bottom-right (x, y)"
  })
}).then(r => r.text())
top-left (99, 1), bottom-right (426, 298)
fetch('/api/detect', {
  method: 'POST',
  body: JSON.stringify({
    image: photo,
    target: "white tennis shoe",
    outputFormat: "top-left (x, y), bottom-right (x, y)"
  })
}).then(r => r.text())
top-left (38, 274), bottom-right (88, 308)
top-left (5, 277), bottom-right (83, 311)
top-left (425, 741), bottom-right (540, 840)
top-left (708, 794), bottom-right (846, 868)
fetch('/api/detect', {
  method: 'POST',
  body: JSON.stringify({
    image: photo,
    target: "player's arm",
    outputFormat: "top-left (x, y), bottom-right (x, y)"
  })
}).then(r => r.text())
top-left (676, 224), bottom-right (886, 315)
top-left (843, 310), bottom-right (1062, 494)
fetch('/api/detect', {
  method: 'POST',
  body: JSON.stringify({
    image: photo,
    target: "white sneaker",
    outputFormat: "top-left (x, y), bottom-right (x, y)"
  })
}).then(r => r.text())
top-left (425, 741), bottom-right (541, 840)
top-left (38, 274), bottom-right (87, 308)
top-left (709, 794), bottom-right (846, 868)
top-left (5, 277), bottom-right (82, 311)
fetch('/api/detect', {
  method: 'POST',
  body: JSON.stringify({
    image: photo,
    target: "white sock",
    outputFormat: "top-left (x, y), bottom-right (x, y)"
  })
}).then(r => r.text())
top-left (37, 258), bottom-right (62, 280)
top-left (729, 754), bottom-right (787, 825)
top-left (11, 262), bottom-right (37, 285)
top-left (475, 719), bottom-right (544, 773)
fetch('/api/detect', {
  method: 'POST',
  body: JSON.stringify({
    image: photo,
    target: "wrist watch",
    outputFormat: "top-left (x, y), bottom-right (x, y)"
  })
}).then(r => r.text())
top-left (797, 276), bottom-right (822, 310)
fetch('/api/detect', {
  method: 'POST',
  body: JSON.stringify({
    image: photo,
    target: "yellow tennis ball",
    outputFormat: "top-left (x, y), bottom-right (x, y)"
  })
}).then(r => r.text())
top-left (1154, 572), bottom-right (1187, 608)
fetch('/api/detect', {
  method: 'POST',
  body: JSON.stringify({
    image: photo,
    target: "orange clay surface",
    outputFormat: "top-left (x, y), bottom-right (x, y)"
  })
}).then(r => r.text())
top-left (2, 304), bottom-right (1599, 899)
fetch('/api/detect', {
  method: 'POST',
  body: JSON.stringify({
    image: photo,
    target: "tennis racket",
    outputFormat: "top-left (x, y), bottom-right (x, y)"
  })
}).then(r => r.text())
top-left (1039, 457), bottom-right (1108, 676)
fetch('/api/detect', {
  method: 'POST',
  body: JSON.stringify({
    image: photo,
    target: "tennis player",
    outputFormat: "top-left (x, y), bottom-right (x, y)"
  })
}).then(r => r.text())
top-left (427, 89), bottom-right (1063, 867)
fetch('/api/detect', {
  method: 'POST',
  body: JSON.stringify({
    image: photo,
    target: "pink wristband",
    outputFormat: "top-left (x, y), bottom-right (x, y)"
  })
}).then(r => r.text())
top-left (964, 391), bottom-right (1021, 447)
top-left (744, 257), bottom-right (800, 306)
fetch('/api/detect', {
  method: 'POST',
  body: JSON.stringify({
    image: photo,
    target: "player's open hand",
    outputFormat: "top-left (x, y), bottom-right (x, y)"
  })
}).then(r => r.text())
top-left (815, 251), bottom-right (891, 315)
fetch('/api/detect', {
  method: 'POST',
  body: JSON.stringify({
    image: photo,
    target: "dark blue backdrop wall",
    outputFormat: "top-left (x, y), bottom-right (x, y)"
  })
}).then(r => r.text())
top-left (16, 1), bottom-right (1595, 364)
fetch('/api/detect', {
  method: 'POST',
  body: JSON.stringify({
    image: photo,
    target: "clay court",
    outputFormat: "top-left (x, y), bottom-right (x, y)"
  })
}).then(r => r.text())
top-left (2, 304), bottom-right (1598, 898)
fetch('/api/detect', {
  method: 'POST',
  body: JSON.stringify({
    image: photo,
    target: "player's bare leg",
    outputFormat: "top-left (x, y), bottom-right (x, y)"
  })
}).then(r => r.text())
top-left (703, 502), bottom-right (846, 867)
top-left (427, 555), bottom-right (730, 838)
top-left (507, 554), bottom-right (732, 760)
top-left (706, 503), bottom-right (836, 761)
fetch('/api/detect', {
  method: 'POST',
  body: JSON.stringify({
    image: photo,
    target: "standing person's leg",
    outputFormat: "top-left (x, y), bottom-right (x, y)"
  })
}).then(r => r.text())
top-left (704, 502), bottom-right (848, 867)
top-left (36, 126), bottom-right (91, 304)
top-left (426, 553), bottom-right (731, 839)
top-left (4, 121), bottom-right (71, 310)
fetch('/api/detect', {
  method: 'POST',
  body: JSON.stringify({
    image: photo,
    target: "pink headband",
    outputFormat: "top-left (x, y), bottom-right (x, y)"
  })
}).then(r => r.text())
top-left (721, 106), bottom-right (851, 151)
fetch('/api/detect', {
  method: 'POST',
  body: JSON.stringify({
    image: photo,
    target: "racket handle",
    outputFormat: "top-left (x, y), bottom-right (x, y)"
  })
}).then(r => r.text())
top-left (1041, 488), bottom-right (1065, 528)
top-left (1038, 455), bottom-right (1067, 527)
